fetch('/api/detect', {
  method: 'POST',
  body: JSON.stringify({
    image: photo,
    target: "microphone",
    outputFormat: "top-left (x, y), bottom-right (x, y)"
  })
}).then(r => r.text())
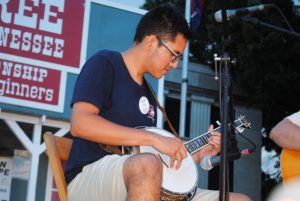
top-left (214, 4), bottom-right (272, 22)
top-left (200, 149), bottom-right (251, 170)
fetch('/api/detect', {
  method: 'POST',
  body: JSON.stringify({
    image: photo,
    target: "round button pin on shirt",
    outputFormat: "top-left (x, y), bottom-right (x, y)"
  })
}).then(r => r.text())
top-left (139, 96), bottom-right (150, 114)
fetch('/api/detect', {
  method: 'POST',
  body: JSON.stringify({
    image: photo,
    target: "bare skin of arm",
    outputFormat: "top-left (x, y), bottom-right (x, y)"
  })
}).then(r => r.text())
top-left (270, 118), bottom-right (300, 151)
top-left (71, 102), bottom-right (187, 169)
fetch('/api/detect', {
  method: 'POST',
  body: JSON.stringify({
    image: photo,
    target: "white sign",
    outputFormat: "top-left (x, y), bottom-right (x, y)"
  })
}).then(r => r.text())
top-left (0, 157), bottom-right (13, 201)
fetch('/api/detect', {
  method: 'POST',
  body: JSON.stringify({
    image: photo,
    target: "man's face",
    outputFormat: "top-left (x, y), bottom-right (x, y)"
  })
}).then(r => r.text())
top-left (149, 33), bottom-right (187, 79)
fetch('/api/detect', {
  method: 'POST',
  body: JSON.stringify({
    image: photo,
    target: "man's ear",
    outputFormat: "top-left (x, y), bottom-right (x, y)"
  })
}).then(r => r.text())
top-left (144, 35), bottom-right (156, 50)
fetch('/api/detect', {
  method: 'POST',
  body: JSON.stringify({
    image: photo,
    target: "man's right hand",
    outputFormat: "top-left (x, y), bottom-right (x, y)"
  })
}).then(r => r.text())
top-left (151, 134), bottom-right (187, 170)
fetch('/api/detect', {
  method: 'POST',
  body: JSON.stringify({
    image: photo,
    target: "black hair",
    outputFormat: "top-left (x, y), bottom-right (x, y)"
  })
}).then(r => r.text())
top-left (133, 4), bottom-right (192, 42)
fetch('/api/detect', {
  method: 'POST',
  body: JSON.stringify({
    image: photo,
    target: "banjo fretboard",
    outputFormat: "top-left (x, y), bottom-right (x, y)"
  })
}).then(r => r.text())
top-left (184, 117), bottom-right (248, 154)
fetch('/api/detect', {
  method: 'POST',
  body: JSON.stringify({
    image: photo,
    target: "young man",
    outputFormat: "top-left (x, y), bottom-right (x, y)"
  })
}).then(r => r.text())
top-left (270, 111), bottom-right (300, 150)
top-left (65, 4), bottom-right (252, 201)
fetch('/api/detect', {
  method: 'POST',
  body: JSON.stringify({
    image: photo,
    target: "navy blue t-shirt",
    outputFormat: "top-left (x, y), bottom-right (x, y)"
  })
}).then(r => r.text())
top-left (65, 50), bottom-right (157, 184)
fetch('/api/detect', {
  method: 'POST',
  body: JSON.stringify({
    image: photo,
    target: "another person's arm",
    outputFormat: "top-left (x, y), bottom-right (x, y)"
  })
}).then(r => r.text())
top-left (270, 118), bottom-right (300, 151)
top-left (270, 116), bottom-right (300, 151)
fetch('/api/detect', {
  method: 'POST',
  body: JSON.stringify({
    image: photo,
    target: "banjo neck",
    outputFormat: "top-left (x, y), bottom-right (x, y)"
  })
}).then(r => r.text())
top-left (184, 116), bottom-right (250, 155)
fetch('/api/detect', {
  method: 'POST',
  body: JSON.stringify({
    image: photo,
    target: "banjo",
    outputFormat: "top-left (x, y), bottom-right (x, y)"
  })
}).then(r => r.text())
top-left (119, 116), bottom-right (251, 201)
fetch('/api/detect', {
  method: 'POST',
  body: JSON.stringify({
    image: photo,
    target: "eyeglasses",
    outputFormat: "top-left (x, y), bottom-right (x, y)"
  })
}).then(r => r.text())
top-left (156, 36), bottom-right (182, 63)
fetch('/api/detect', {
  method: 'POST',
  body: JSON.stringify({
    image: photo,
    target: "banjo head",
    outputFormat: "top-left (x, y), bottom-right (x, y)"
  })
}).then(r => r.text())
top-left (141, 127), bottom-right (198, 194)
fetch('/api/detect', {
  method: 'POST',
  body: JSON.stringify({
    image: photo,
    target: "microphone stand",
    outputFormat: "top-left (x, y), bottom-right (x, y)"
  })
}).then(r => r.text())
top-left (216, 9), bottom-right (300, 201)
top-left (241, 16), bottom-right (300, 38)
top-left (218, 50), bottom-right (231, 201)
top-left (217, 5), bottom-right (239, 201)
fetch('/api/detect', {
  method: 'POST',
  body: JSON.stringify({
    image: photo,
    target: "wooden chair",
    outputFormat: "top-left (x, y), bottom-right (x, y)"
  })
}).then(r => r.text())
top-left (44, 132), bottom-right (73, 201)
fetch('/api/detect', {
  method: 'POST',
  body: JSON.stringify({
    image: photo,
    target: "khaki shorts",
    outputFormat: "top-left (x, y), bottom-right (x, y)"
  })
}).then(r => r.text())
top-left (67, 154), bottom-right (219, 201)
top-left (68, 154), bottom-right (130, 201)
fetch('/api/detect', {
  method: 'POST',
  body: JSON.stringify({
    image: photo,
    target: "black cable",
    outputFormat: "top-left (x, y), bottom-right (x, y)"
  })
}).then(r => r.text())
top-left (270, 3), bottom-right (295, 32)
top-left (230, 121), bottom-right (256, 153)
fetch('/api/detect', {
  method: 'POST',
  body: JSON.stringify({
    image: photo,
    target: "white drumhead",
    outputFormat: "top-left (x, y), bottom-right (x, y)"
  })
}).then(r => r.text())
top-left (141, 127), bottom-right (198, 194)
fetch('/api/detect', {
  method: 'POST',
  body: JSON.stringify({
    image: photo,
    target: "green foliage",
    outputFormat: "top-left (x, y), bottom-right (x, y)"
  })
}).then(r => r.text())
top-left (231, 0), bottom-right (300, 127)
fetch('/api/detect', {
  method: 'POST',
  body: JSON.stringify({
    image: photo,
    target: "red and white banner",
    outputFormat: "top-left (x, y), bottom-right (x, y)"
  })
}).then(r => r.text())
top-left (0, 0), bottom-right (85, 111)
top-left (0, 58), bottom-right (66, 112)
top-left (0, 0), bottom-right (85, 71)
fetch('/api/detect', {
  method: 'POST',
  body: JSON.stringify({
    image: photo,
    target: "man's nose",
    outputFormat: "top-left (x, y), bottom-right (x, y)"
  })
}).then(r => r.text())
top-left (169, 60), bottom-right (179, 69)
